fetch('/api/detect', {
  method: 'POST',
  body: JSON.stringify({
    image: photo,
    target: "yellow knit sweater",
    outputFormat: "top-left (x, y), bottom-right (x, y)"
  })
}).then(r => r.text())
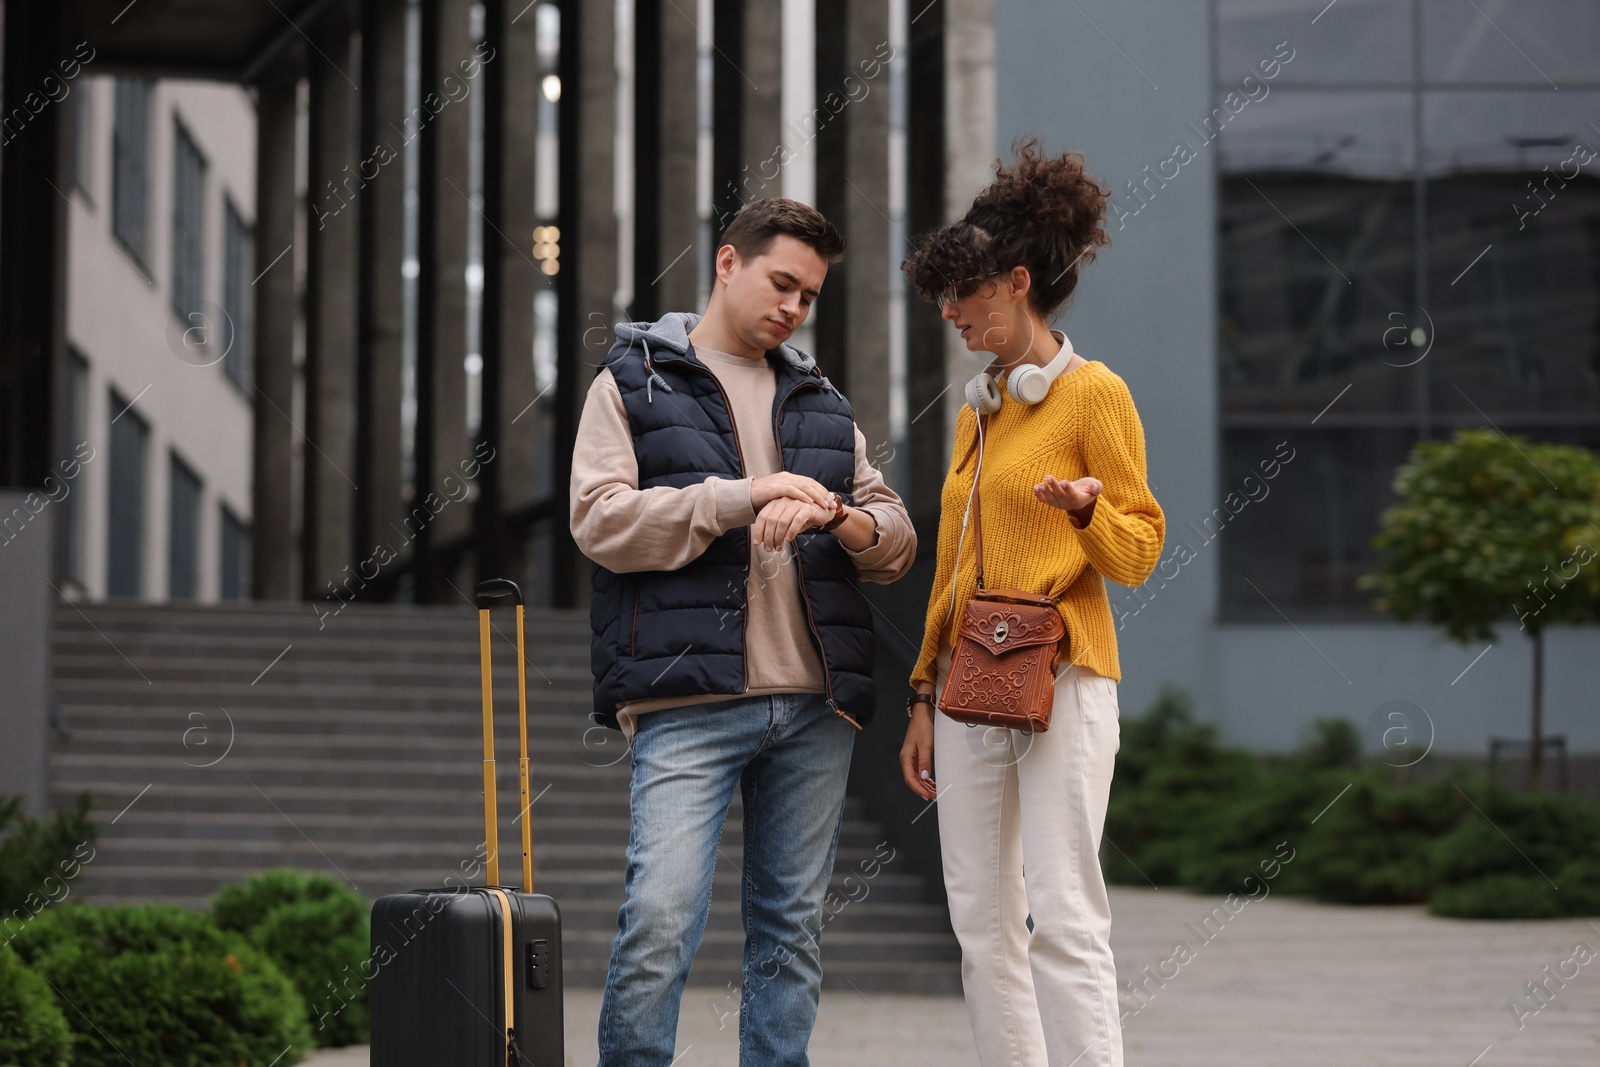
top-left (910, 359), bottom-right (1165, 689)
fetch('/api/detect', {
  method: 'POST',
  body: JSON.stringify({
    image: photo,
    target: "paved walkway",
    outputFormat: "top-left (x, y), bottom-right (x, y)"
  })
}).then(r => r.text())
top-left (307, 886), bottom-right (1600, 1066)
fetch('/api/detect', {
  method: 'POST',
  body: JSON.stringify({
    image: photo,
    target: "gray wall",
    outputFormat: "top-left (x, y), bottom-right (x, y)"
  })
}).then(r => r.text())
top-left (992, 0), bottom-right (1599, 756)
top-left (0, 493), bottom-right (53, 812)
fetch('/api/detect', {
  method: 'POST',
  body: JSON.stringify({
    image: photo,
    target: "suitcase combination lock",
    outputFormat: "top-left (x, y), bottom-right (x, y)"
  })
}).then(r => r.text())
top-left (526, 939), bottom-right (553, 990)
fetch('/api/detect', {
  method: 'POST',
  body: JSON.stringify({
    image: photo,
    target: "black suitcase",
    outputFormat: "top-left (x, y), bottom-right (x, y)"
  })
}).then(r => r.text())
top-left (370, 579), bottom-right (564, 1067)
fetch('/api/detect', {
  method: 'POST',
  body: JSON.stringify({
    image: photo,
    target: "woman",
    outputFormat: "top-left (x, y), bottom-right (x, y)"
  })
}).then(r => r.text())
top-left (898, 140), bottom-right (1165, 1067)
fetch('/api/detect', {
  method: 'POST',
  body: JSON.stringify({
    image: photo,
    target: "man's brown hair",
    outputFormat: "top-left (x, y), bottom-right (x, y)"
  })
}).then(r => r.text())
top-left (720, 198), bottom-right (847, 264)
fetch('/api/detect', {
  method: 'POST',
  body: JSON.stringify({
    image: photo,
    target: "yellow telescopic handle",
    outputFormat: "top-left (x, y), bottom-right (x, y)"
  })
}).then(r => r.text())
top-left (515, 604), bottom-right (534, 892)
top-left (477, 607), bottom-right (500, 888)
top-left (476, 578), bottom-right (535, 893)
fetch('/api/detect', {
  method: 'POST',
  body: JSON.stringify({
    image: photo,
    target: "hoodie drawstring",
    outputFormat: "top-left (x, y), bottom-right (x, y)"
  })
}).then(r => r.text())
top-left (642, 337), bottom-right (673, 403)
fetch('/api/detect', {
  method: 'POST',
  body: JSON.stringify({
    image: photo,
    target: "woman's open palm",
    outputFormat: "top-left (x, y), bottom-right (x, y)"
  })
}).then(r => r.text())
top-left (1034, 474), bottom-right (1101, 513)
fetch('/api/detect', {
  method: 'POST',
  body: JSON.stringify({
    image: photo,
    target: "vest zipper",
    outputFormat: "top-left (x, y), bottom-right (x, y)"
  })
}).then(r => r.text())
top-left (674, 356), bottom-right (751, 696)
top-left (773, 379), bottom-right (842, 718)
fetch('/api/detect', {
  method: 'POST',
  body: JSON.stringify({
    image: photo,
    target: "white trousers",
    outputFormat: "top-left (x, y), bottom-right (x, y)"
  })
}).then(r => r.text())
top-left (933, 642), bottom-right (1123, 1067)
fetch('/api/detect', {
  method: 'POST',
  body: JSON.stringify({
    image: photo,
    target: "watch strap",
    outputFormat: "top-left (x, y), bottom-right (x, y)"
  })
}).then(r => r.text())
top-left (820, 492), bottom-right (848, 532)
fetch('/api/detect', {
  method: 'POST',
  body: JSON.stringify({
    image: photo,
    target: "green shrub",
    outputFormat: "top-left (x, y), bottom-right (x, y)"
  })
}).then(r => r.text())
top-left (9, 904), bottom-right (312, 1067)
top-left (0, 942), bottom-right (71, 1067)
top-left (1427, 785), bottom-right (1600, 918)
top-left (1103, 686), bottom-right (1258, 886)
top-left (212, 869), bottom-right (370, 1047)
top-left (0, 793), bottom-right (98, 928)
top-left (1294, 774), bottom-right (1471, 904)
top-left (251, 898), bottom-right (370, 1046)
top-left (1107, 690), bottom-right (1600, 918)
top-left (210, 868), bottom-right (352, 935)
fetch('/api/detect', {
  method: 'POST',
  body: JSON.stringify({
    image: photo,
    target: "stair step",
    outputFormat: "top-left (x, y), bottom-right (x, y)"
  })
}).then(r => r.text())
top-left (48, 601), bottom-right (961, 992)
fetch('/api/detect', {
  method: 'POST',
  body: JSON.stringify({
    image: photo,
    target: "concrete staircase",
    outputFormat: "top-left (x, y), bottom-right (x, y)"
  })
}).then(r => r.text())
top-left (49, 600), bottom-right (960, 993)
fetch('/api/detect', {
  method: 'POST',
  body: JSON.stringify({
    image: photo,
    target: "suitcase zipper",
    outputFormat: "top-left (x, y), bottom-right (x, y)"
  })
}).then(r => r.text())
top-left (485, 888), bottom-right (517, 1066)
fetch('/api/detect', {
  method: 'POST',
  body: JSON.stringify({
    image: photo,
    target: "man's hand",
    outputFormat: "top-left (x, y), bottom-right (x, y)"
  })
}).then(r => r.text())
top-left (751, 472), bottom-right (834, 511)
top-left (751, 497), bottom-right (833, 552)
top-left (1034, 474), bottom-right (1102, 524)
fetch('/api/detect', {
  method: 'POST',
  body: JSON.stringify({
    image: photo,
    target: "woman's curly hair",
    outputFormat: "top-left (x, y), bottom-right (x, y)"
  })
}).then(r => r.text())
top-left (902, 137), bottom-right (1112, 317)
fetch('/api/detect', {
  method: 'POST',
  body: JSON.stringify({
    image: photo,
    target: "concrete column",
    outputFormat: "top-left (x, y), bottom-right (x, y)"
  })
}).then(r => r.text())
top-left (0, 495), bottom-right (51, 815)
top-left (251, 60), bottom-right (302, 600)
top-left (814, 0), bottom-right (892, 456)
top-left (635, 0), bottom-right (701, 318)
top-left (303, 13), bottom-right (360, 600)
top-left (355, 0), bottom-right (409, 581)
top-left (554, 0), bottom-right (618, 606)
top-left (711, 0), bottom-right (783, 234)
top-left (941, 0), bottom-right (995, 461)
top-left (904, 0), bottom-right (947, 527)
top-left (414, 0), bottom-right (476, 601)
top-left (740, 1), bottom-right (784, 203)
top-left (477, 0), bottom-right (543, 594)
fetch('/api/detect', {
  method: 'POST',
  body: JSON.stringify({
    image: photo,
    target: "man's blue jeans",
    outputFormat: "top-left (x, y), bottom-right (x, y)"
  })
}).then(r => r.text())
top-left (595, 692), bottom-right (856, 1067)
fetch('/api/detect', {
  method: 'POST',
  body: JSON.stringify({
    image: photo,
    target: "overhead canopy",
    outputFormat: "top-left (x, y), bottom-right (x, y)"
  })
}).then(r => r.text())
top-left (61, 0), bottom-right (336, 81)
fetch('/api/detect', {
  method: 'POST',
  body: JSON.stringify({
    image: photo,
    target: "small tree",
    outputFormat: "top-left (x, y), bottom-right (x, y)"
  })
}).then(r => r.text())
top-left (1360, 429), bottom-right (1600, 789)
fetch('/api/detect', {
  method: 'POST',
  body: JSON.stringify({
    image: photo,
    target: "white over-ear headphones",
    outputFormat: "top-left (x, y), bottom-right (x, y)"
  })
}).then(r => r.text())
top-left (963, 332), bottom-right (1075, 414)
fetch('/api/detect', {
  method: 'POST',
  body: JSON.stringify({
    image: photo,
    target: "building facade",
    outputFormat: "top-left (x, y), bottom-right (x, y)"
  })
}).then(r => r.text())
top-left (993, 0), bottom-right (1600, 755)
top-left (59, 76), bottom-right (257, 603)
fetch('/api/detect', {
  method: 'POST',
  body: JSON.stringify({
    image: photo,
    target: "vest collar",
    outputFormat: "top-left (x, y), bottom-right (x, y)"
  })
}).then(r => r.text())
top-left (614, 311), bottom-right (843, 399)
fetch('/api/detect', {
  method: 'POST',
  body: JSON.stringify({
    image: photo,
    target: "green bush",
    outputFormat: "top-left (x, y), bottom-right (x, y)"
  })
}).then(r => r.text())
top-left (1175, 720), bottom-right (1364, 895)
top-left (0, 793), bottom-right (98, 930)
top-left (0, 942), bottom-right (71, 1067)
top-left (1105, 693), bottom-right (1600, 918)
top-left (250, 898), bottom-right (370, 1047)
top-left (1427, 785), bottom-right (1600, 918)
top-left (1294, 775), bottom-right (1471, 904)
top-left (210, 868), bottom-right (353, 934)
top-left (9, 904), bottom-right (312, 1067)
top-left (212, 869), bottom-right (371, 1047)
top-left (1103, 686), bottom-right (1258, 886)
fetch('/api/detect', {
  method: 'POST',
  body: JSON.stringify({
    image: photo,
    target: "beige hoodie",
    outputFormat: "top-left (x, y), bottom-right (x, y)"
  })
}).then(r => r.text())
top-left (570, 344), bottom-right (916, 740)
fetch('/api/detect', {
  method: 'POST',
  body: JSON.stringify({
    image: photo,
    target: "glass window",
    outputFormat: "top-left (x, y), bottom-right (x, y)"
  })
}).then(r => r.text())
top-left (57, 351), bottom-right (90, 586)
top-left (112, 78), bottom-right (152, 267)
top-left (220, 505), bottom-right (250, 602)
top-left (168, 453), bottom-right (202, 601)
top-left (1216, 0), bottom-right (1600, 616)
top-left (107, 390), bottom-right (148, 598)
top-left (1218, 92), bottom-right (1419, 421)
top-left (1216, 0), bottom-right (1412, 86)
top-left (171, 119), bottom-right (207, 322)
top-left (72, 84), bottom-right (93, 198)
top-left (221, 198), bottom-right (254, 393)
top-left (1421, 0), bottom-right (1600, 86)
top-left (1214, 89), bottom-right (1415, 179)
top-left (1219, 427), bottom-right (1419, 615)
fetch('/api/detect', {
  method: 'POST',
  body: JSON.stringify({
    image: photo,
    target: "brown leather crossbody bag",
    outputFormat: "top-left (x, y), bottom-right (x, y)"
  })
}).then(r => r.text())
top-left (937, 416), bottom-right (1065, 734)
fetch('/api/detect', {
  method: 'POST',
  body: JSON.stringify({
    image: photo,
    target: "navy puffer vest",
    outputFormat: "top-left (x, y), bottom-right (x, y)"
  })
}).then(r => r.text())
top-left (588, 313), bottom-right (877, 730)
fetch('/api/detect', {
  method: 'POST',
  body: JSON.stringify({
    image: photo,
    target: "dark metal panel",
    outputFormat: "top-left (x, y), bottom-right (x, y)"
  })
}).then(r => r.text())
top-left (905, 0), bottom-right (947, 528)
top-left (0, 3), bottom-right (68, 490)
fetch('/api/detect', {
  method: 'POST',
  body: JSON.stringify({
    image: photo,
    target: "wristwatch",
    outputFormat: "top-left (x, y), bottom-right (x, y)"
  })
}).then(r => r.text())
top-left (819, 492), bottom-right (848, 532)
top-left (906, 692), bottom-right (936, 717)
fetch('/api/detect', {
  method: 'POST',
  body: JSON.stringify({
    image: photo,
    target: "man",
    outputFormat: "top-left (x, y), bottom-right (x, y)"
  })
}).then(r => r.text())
top-left (571, 197), bottom-right (916, 1066)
